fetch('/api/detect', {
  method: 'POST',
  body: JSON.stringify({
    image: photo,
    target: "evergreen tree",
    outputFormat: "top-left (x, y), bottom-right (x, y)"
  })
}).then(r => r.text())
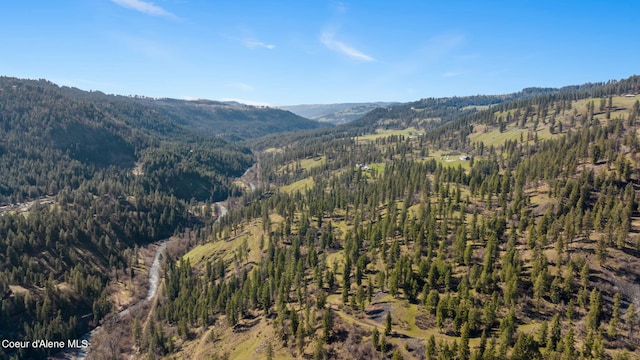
top-left (385, 311), bottom-right (392, 336)
top-left (627, 304), bottom-right (637, 339)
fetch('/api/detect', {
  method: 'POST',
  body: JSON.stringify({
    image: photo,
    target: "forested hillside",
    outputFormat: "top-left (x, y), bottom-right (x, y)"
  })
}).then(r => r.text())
top-left (147, 99), bottom-right (326, 141)
top-left (128, 76), bottom-right (640, 360)
top-left (0, 77), bottom-right (257, 359)
top-left (56, 85), bottom-right (326, 141)
top-left (250, 86), bottom-right (589, 152)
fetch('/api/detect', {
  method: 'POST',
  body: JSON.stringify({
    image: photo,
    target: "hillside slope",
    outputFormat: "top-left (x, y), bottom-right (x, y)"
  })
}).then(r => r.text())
top-left (0, 77), bottom-right (257, 359)
top-left (130, 76), bottom-right (640, 360)
top-left (138, 98), bottom-right (327, 140)
top-left (56, 85), bottom-right (326, 141)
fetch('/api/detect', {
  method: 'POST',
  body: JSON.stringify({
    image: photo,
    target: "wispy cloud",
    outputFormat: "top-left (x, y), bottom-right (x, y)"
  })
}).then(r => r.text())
top-left (320, 29), bottom-right (374, 62)
top-left (243, 39), bottom-right (275, 50)
top-left (227, 27), bottom-right (276, 50)
top-left (112, 0), bottom-right (178, 20)
top-left (226, 82), bottom-right (255, 91)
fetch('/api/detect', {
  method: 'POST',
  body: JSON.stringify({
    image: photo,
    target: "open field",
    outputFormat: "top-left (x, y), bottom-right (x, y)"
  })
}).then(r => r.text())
top-left (184, 219), bottom-right (264, 267)
top-left (355, 127), bottom-right (419, 142)
top-left (280, 176), bottom-right (314, 193)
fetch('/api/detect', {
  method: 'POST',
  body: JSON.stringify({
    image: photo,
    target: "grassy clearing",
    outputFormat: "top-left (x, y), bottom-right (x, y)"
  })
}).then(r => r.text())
top-left (280, 177), bottom-right (314, 193)
top-left (176, 318), bottom-right (294, 360)
top-left (355, 127), bottom-right (418, 142)
top-left (573, 96), bottom-right (638, 113)
top-left (325, 251), bottom-right (344, 269)
top-left (469, 127), bottom-right (530, 147)
top-left (425, 150), bottom-right (472, 169)
top-left (277, 156), bottom-right (325, 175)
top-left (183, 220), bottom-right (265, 267)
top-left (233, 179), bottom-right (251, 193)
top-left (299, 156), bottom-right (325, 171)
top-left (368, 162), bottom-right (386, 173)
top-left (326, 292), bottom-right (482, 352)
top-left (462, 105), bottom-right (490, 111)
top-left (517, 322), bottom-right (540, 336)
top-left (528, 184), bottom-right (554, 214)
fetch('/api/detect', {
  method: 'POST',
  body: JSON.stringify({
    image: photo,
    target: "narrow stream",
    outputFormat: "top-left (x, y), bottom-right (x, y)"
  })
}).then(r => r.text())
top-left (241, 163), bottom-right (258, 193)
top-left (144, 241), bottom-right (168, 302)
top-left (56, 203), bottom-right (228, 359)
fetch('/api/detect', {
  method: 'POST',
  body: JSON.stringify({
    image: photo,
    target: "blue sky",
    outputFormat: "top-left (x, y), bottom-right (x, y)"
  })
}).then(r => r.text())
top-left (1, 1), bottom-right (639, 105)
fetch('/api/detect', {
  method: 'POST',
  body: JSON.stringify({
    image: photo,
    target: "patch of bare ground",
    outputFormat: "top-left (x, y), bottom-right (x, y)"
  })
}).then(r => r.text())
top-left (603, 247), bottom-right (640, 310)
top-left (88, 302), bottom-right (150, 359)
top-left (106, 240), bottom-right (160, 314)
top-left (566, 232), bottom-right (640, 310)
top-left (329, 318), bottom-right (379, 359)
top-left (366, 302), bottom-right (392, 323)
top-left (166, 229), bottom-right (200, 259)
top-left (415, 313), bottom-right (435, 330)
top-left (232, 315), bottom-right (261, 333)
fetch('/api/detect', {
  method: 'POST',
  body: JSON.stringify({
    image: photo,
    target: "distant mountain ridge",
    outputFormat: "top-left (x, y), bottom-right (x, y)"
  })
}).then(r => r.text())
top-left (53, 84), bottom-right (326, 140)
top-left (278, 85), bottom-right (607, 126)
top-left (281, 102), bottom-right (399, 125)
top-left (0, 76), bottom-right (258, 203)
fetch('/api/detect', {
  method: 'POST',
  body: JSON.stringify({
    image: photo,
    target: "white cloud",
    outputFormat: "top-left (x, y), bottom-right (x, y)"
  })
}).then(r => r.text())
top-left (112, 0), bottom-right (178, 19)
top-left (243, 39), bottom-right (275, 50)
top-left (320, 29), bottom-right (374, 62)
top-left (226, 27), bottom-right (276, 50)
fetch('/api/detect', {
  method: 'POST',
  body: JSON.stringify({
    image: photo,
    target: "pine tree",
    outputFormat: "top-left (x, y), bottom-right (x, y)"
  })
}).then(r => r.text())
top-left (313, 338), bottom-right (324, 360)
top-left (372, 327), bottom-right (380, 351)
top-left (458, 321), bottom-right (470, 360)
top-left (627, 303), bottom-right (637, 339)
top-left (266, 342), bottom-right (274, 360)
top-left (511, 332), bottom-right (540, 360)
top-left (296, 320), bottom-right (305, 355)
top-left (608, 293), bottom-right (621, 338)
top-left (425, 334), bottom-right (436, 359)
top-left (549, 313), bottom-right (561, 351)
top-left (391, 349), bottom-right (404, 360)
top-left (586, 289), bottom-right (602, 330)
top-left (385, 311), bottom-right (392, 336)
top-left (537, 320), bottom-right (548, 348)
top-left (322, 308), bottom-right (333, 343)
top-left (562, 328), bottom-right (576, 359)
